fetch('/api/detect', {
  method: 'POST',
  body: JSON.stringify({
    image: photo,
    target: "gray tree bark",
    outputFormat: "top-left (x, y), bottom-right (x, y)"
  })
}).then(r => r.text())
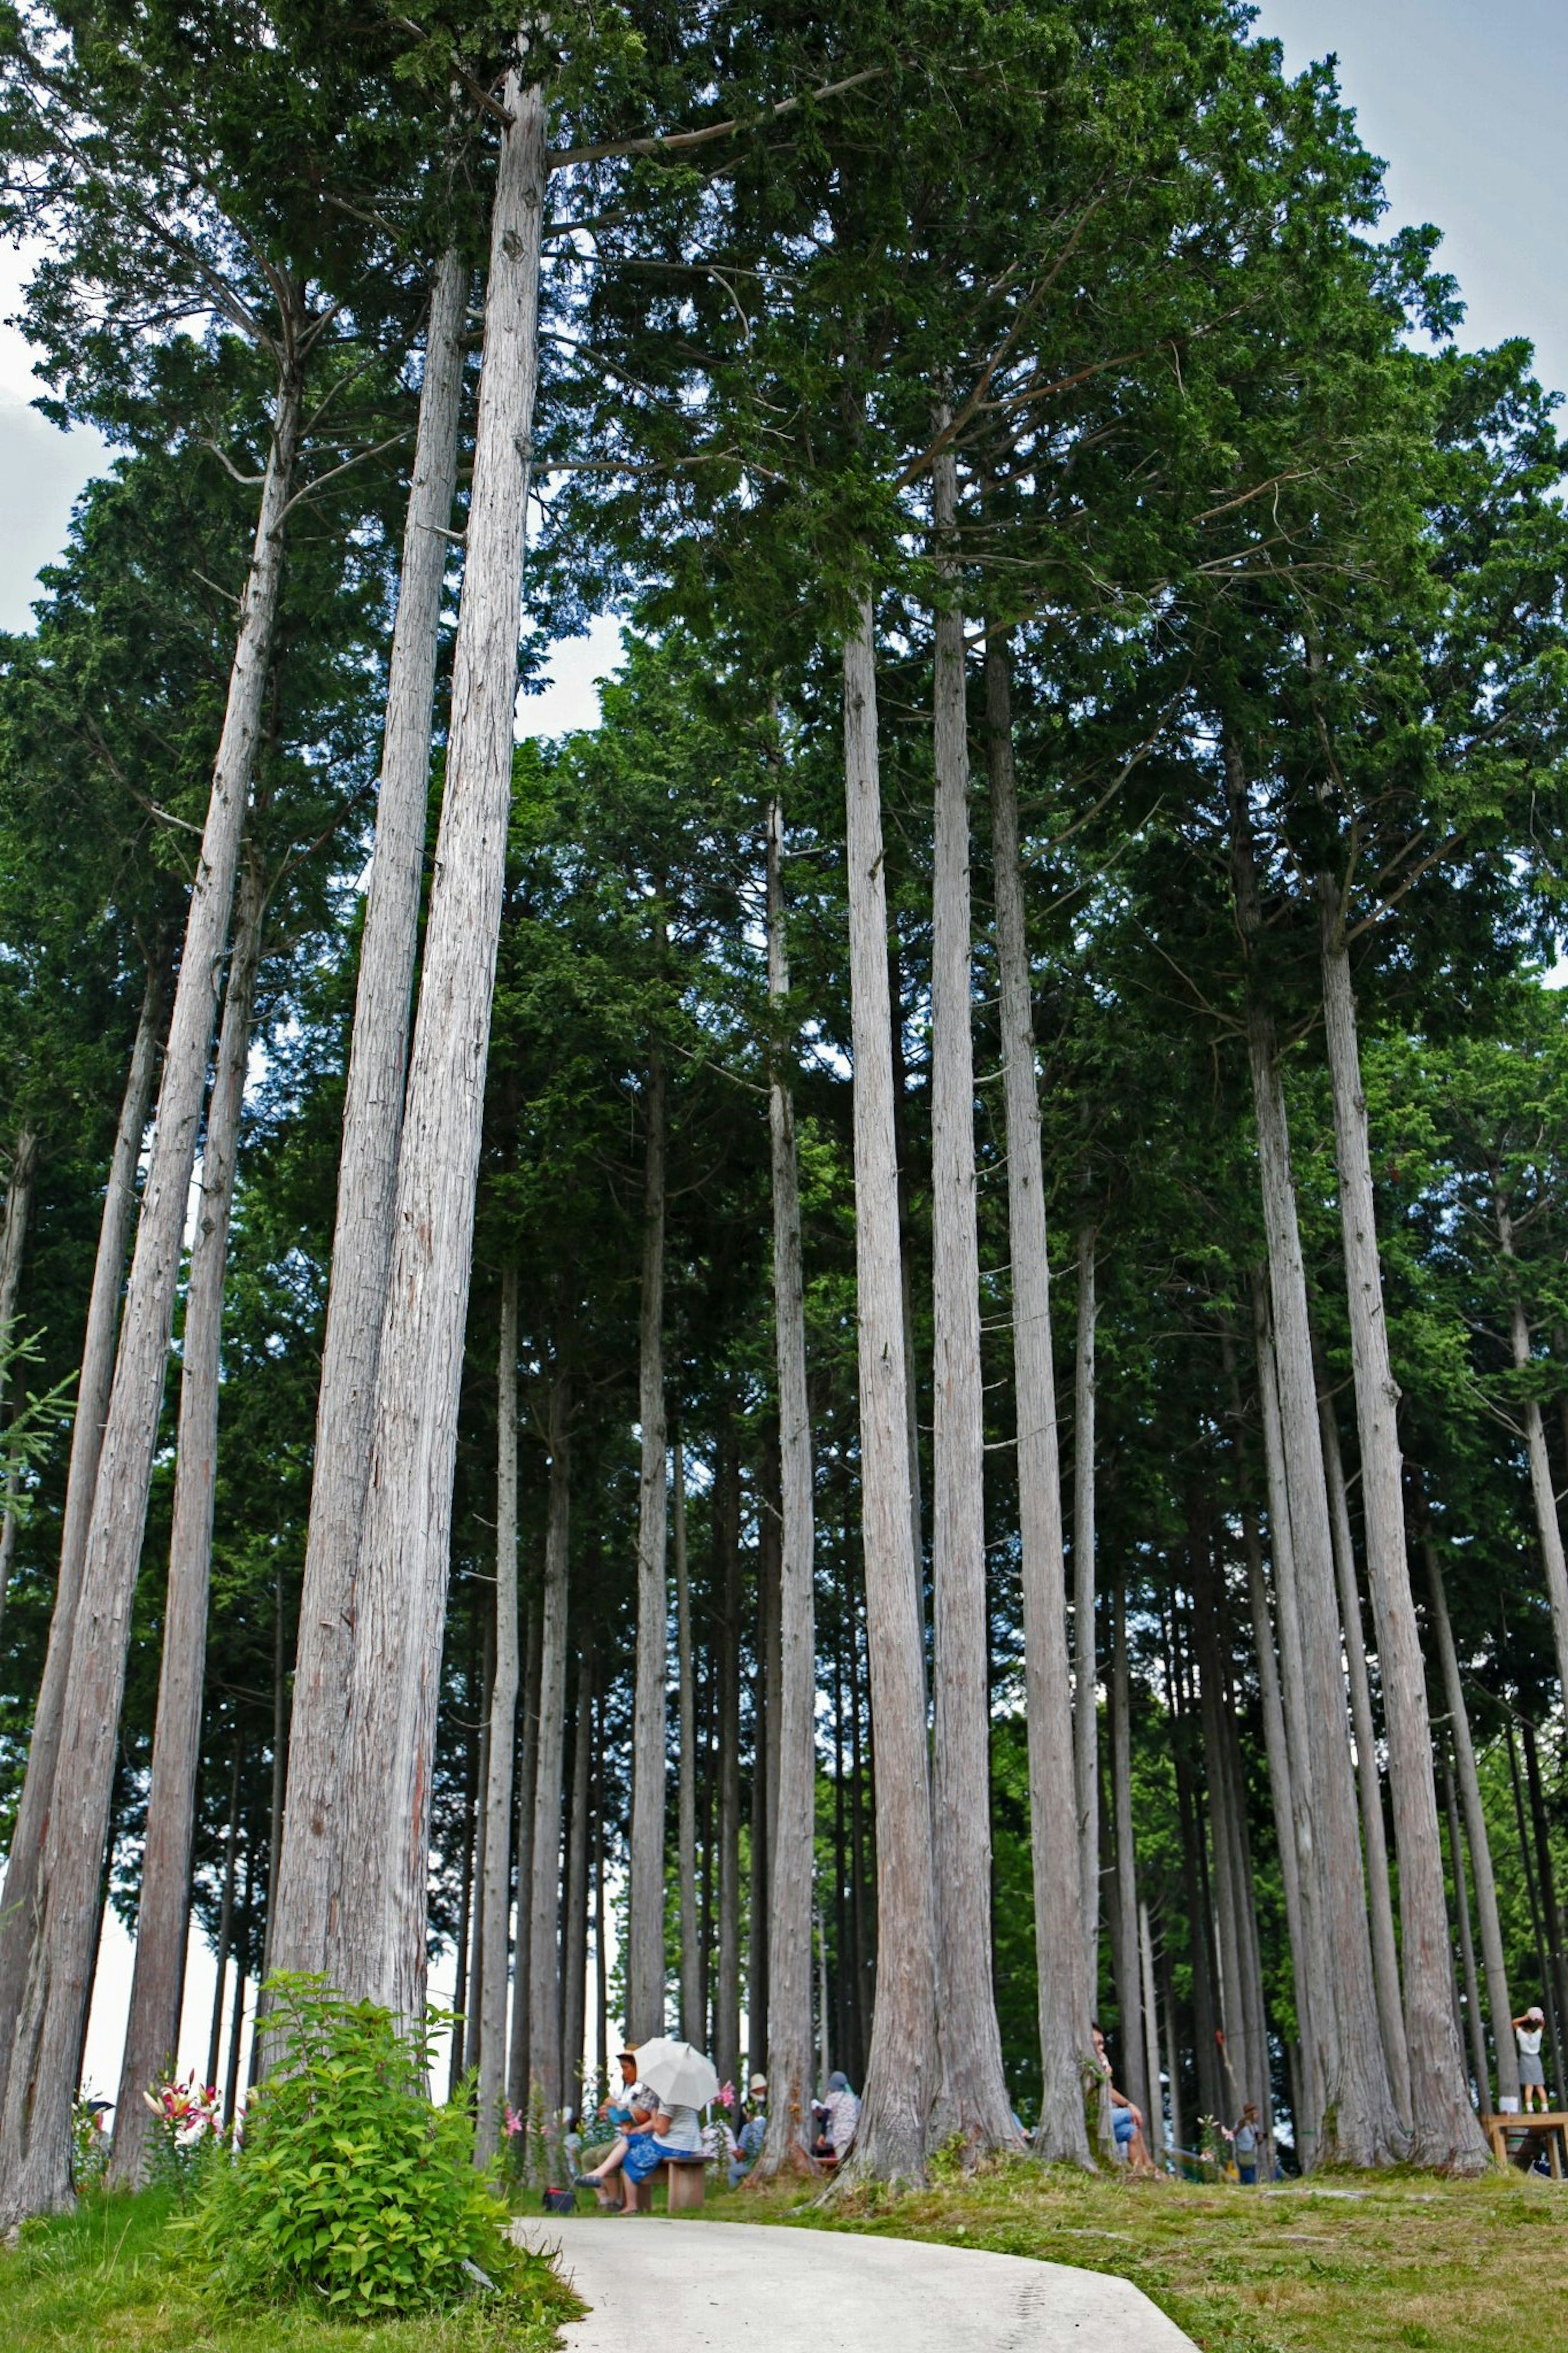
top-left (1073, 1227), bottom-right (1100, 2003)
top-left (1441, 1747), bottom-right (1490, 2101)
top-left (562, 1646), bottom-right (592, 2114)
top-left (1109, 1570), bottom-right (1146, 2119)
top-left (0, 350), bottom-right (301, 2225)
top-left (109, 855), bottom-right (266, 2188)
top-left (927, 441), bottom-right (1017, 2162)
top-left (714, 1432), bottom-right (742, 2092)
top-left (0, 1129), bottom-right (40, 1630)
top-left (835, 591), bottom-right (937, 2188)
top-left (673, 1429), bottom-right (702, 2046)
top-left (984, 631), bottom-right (1092, 2165)
top-left (507, 1604), bottom-right (541, 2108)
top-left (1139, 1900), bottom-right (1163, 2160)
top-left (0, 966), bottom-right (164, 2122)
top-left (757, 787), bottom-right (818, 2181)
top-left (528, 1361), bottom-right (571, 2108)
top-left (1228, 752), bottom-right (1404, 2167)
top-left (627, 1045), bottom-right (668, 2043)
top-left (475, 1265), bottom-right (521, 2161)
top-left (1497, 1211), bottom-right (1568, 1708)
top-left (273, 249), bottom-right (466, 1981)
top-left (325, 76), bottom-right (547, 2018)
top-left (1316, 1380), bottom-right (1412, 2127)
top-left (1319, 889), bottom-right (1486, 2166)
top-left (1423, 1530), bottom-right (1518, 2104)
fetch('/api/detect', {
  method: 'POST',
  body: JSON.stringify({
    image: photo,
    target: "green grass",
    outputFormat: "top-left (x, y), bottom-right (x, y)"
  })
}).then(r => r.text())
top-left (1, 2188), bottom-right (577, 2353)
top-left (703, 2161), bottom-right (1568, 2353)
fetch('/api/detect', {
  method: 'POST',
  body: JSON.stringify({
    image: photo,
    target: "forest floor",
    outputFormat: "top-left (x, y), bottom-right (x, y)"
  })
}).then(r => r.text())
top-left (702, 2160), bottom-right (1568, 2353)
top-left (1, 2186), bottom-right (568, 2353)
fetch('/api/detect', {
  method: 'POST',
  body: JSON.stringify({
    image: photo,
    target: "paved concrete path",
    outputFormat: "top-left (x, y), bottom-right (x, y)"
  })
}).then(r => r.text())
top-left (513, 2215), bottom-right (1196, 2351)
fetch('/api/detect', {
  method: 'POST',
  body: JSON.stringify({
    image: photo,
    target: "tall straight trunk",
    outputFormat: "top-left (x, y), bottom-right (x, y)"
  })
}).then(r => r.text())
top-left (449, 1636), bottom-right (480, 2091)
top-left (592, 1700), bottom-right (608, 2104)
top-left (250, 1561), bottom-right (288, 2091)
top-left (0, 351), bottom-right (303, 2224)
top-left (714, 1432), bottom-right (742, 2094)
top-left (1505, 1722), bottom-right (1559, 2084)
top-left (327, 76), bottom-right (548, 2017)
top-left (757, 789), bottom-right (818, 2180)
top-left (1497, 1215), bottom-right (1568, 1707)
top-left (223, 1846), bottom-right (252, 2126)
top-left (836, 590), bottom-right (937, 2188)
top-left (0, 1129), bottom-right (40, 1630)
top-left (1191, 1536), bottom-right (1256, 2115)
top-left (748, 1540), bottom-right (771, 2074)
top-left (275, 250), bottom-right (466, 1981)
top-left (464, 1617), bottom-right (493, 2072)
top-left (109, 858), bottom-right (265, 2187)
top-left (984, 631), bottom-right (1091, 2164)
top-left (474, 1267), bottom-right (520, 2161)
top-left (207, 1738), bottom-right (243, 2093)
top-left (506, 1604), bottom-right (541, 2108)
top-left (927, 452), bottom-right (1015, 2161)
top-left (1227, 752), bottom-right (1403, 2168)
top-left (1160, 1936), bottom-right (1185, 2162)
top-left (1422, 1528), bottom-right (1518, 2103)
top-left (1239, 1505), bottom-right (1307, 2079)
top-left (887, 942), bottom-right (926, 1586)
top-left (1319, 889), bottom-right (1485, 2166)
top-left (1441, 1748), bottom-right (1490, 2101)
top-left (562, 1646), bottom-right (592, 2114)
top-left (1073, 1227), bottom-right (1100, 2001)
top-left (627, 1046), bottom-right (668, 2042)
top-left (0, 963), bottom-right (163, 2120)
top-left (528, 1363), bottom-right (571, 2108)
top-left (1109, 1569), bottom-right (1147, 2118)
top-left (1139, 1901), bottom-right (1163, 2159)
top-left (1316, 1380), bottom-right (1412, 2126)
top-left (673, 1431), bottom-right (701, 2045)
top-left (1521, 1715), bottom-right (1568, 2077)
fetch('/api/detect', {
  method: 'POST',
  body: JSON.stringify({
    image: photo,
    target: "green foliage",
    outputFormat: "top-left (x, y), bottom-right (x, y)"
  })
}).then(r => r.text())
top-left (180, 1977), bottom-right (525, 2317)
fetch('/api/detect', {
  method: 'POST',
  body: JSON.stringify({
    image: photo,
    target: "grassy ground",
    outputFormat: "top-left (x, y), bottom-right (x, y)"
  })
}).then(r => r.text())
top-left (702, 2161), bottom-right (1568, 2353)
top-left (2, 2188), bottom-right (574, 2353)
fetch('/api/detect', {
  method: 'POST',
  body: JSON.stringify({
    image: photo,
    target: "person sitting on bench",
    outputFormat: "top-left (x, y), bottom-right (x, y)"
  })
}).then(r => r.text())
top-left (578, 2073), bottom-right (704, 2210)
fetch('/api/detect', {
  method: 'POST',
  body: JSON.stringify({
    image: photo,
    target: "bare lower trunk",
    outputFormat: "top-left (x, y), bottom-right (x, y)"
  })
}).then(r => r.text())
top-left (984, 632), bottom-right (1091, 2165)
top-left (835, 593), bottom-right (936, 2188)
top-left (0, 352), bottom-right (301, 2226)
top-left (1422, 1526), bottom-right (1518, 2104)
top-left (673, 1430), bottom-right (701, 2045)
top-left (206, 1739), bottom-right (243, 2092)
top-left (627, 1047), bottom-right (668, 2043)
top-left (1109, 1570), bottom-right (1147, 2119)
top-left (1441, 1747), bottom-right (1490, 2100)
top-left (326, 79), bottom-right (547, 2018)
top-left (1319, 890), bottom-right (1486, 2167)
top-left (1498, 1223), bottom-right (1568, 1706)
top-left (1072, 1227), bottom-right (1100, 2002)
top-left (1228, 752), bottom-right (1403, 2168)
top-left (475, 1267), bottom-right (520, 2162)
top-left (1139, 1901), bottom-right (1163, 2159)
top-left (714, 1433), bottom-right (742, 2091)
top-left (928, 445), bottom-right (1016, 2163)
top-left (0, 1131), bottom-right (40, 1633)
top-left (757, 788), bottom-right (817, 2181)
top-left (0, 968), bottom-right (164, 2122)
top-left (506, 1605), bottom-right (541, 2108)
top-left (274, 250), bottom-right (466, 1981)
top-left (562, 1646), bottom-right (592, 2113)
top-left (1316, 1379), bottom-right (1412, 2127)
top-left (528, 1363), bottom-right (571, 2108)
top-left (109, 859), bottom-right (265, 2188)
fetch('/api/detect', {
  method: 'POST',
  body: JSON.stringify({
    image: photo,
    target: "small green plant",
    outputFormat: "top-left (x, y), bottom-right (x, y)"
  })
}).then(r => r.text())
top-left (69, 2097), bottom-right (111, 2193)
top-left (179, 1973), bottom-right (525, 2317)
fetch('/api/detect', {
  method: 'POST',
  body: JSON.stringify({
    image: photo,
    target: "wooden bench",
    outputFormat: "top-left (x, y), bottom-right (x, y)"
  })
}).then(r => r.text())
top-left (1479, 2112), bottom-right (1568, 2179)
top-left (621, 2155), bottom-right (708, 2213)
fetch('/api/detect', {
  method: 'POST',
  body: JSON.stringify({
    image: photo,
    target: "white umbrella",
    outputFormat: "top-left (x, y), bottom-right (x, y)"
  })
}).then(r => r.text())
top-left (631, 2036), bottom-right (719, 2109)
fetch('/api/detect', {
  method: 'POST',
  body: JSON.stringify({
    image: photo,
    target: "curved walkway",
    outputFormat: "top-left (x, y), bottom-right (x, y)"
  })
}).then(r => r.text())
top-left (514, 2214), bottom-right (1196, 2351)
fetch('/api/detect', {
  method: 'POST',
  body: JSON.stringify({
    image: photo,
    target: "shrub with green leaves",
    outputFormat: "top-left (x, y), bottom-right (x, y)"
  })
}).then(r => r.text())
top-left (180, 1974), bottom-right (526, 2317)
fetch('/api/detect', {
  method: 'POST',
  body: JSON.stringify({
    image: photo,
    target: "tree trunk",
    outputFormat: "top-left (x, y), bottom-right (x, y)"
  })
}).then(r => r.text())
top-left (1109, 1569), bottom-right (1147, 2119)
top-left (274, 249), bottom-right (466, 1982)
top-left (835, 591), bottom-right (937, 2188)
top-left (1072, 1226), bottom-right (1100, 2004)
top-left (670, 1427), bottom-right (701, 2046)
top-left (1319, 887), bottom-right (1485, 2166)
top-left (1422, 1527), bottom-right (1519, 2103)
top-left (1139, 1901), bottom-right (1163, 2162)
top-left (464, 1615), bottom-right (493, 2078)
top-left (756, 787), bottom-right (818, 2181)
top-left (507, 1603), bottom-right (541, 2109)
top-left (928, 452), bottom-right (1016, 2162)
top-left (562, 1645), bottom-right (592, 2115)
top-left (325, 77), bottom-right (547, 2018)
top-left (1227, 749), bottom-right (1403, 2167)
top-left (109, 857), bottom-right (266, 2187)
top-left (1521, 1715), bottom-right (1568, 2085)
top-left (207, 1737), bottom-right (243, 2094)
top-left (714, 1429), bottom-right (742, 2094)
top-left (1441, 1747), bottom-right (1490, 2102)
top-left (474, 1266), bottom-right (521, 2161)
top-left (627, 1044), bottom-right (668, 2043)
top-left (984, 631), bottom-right (1091, 2165)
top-left (1316, 1378), bottom-right (1412, 2126)
top-left (1497, 1215), bottom-right (1568, 1708)
top-left (528, 1361), bottom-right (571, 2109)
top-left (0, 349), bottom-right (302, 2225)
top-left (0, 1129), bottom-right (40, 1632)
top-left (0, 964), bottom-right (165, 2122)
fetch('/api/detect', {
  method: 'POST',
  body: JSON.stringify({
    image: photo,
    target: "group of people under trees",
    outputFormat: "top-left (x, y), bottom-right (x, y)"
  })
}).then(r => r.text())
top-left (572, 2047), bottom-right (861, 2209)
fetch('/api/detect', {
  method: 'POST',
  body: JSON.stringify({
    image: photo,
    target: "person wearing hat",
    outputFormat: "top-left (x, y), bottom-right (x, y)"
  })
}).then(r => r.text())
top-left (731, 2074), bottom-right (768, 2186)
top-left (1513, 2008), bottom-right (1550, 2113)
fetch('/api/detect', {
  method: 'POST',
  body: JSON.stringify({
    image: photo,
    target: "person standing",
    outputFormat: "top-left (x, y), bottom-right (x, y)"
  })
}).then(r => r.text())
top-left (1234, 2103), bottom-right (1261, 2185)
top-left (1513, 2010), bottom-right (1550, 2114)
